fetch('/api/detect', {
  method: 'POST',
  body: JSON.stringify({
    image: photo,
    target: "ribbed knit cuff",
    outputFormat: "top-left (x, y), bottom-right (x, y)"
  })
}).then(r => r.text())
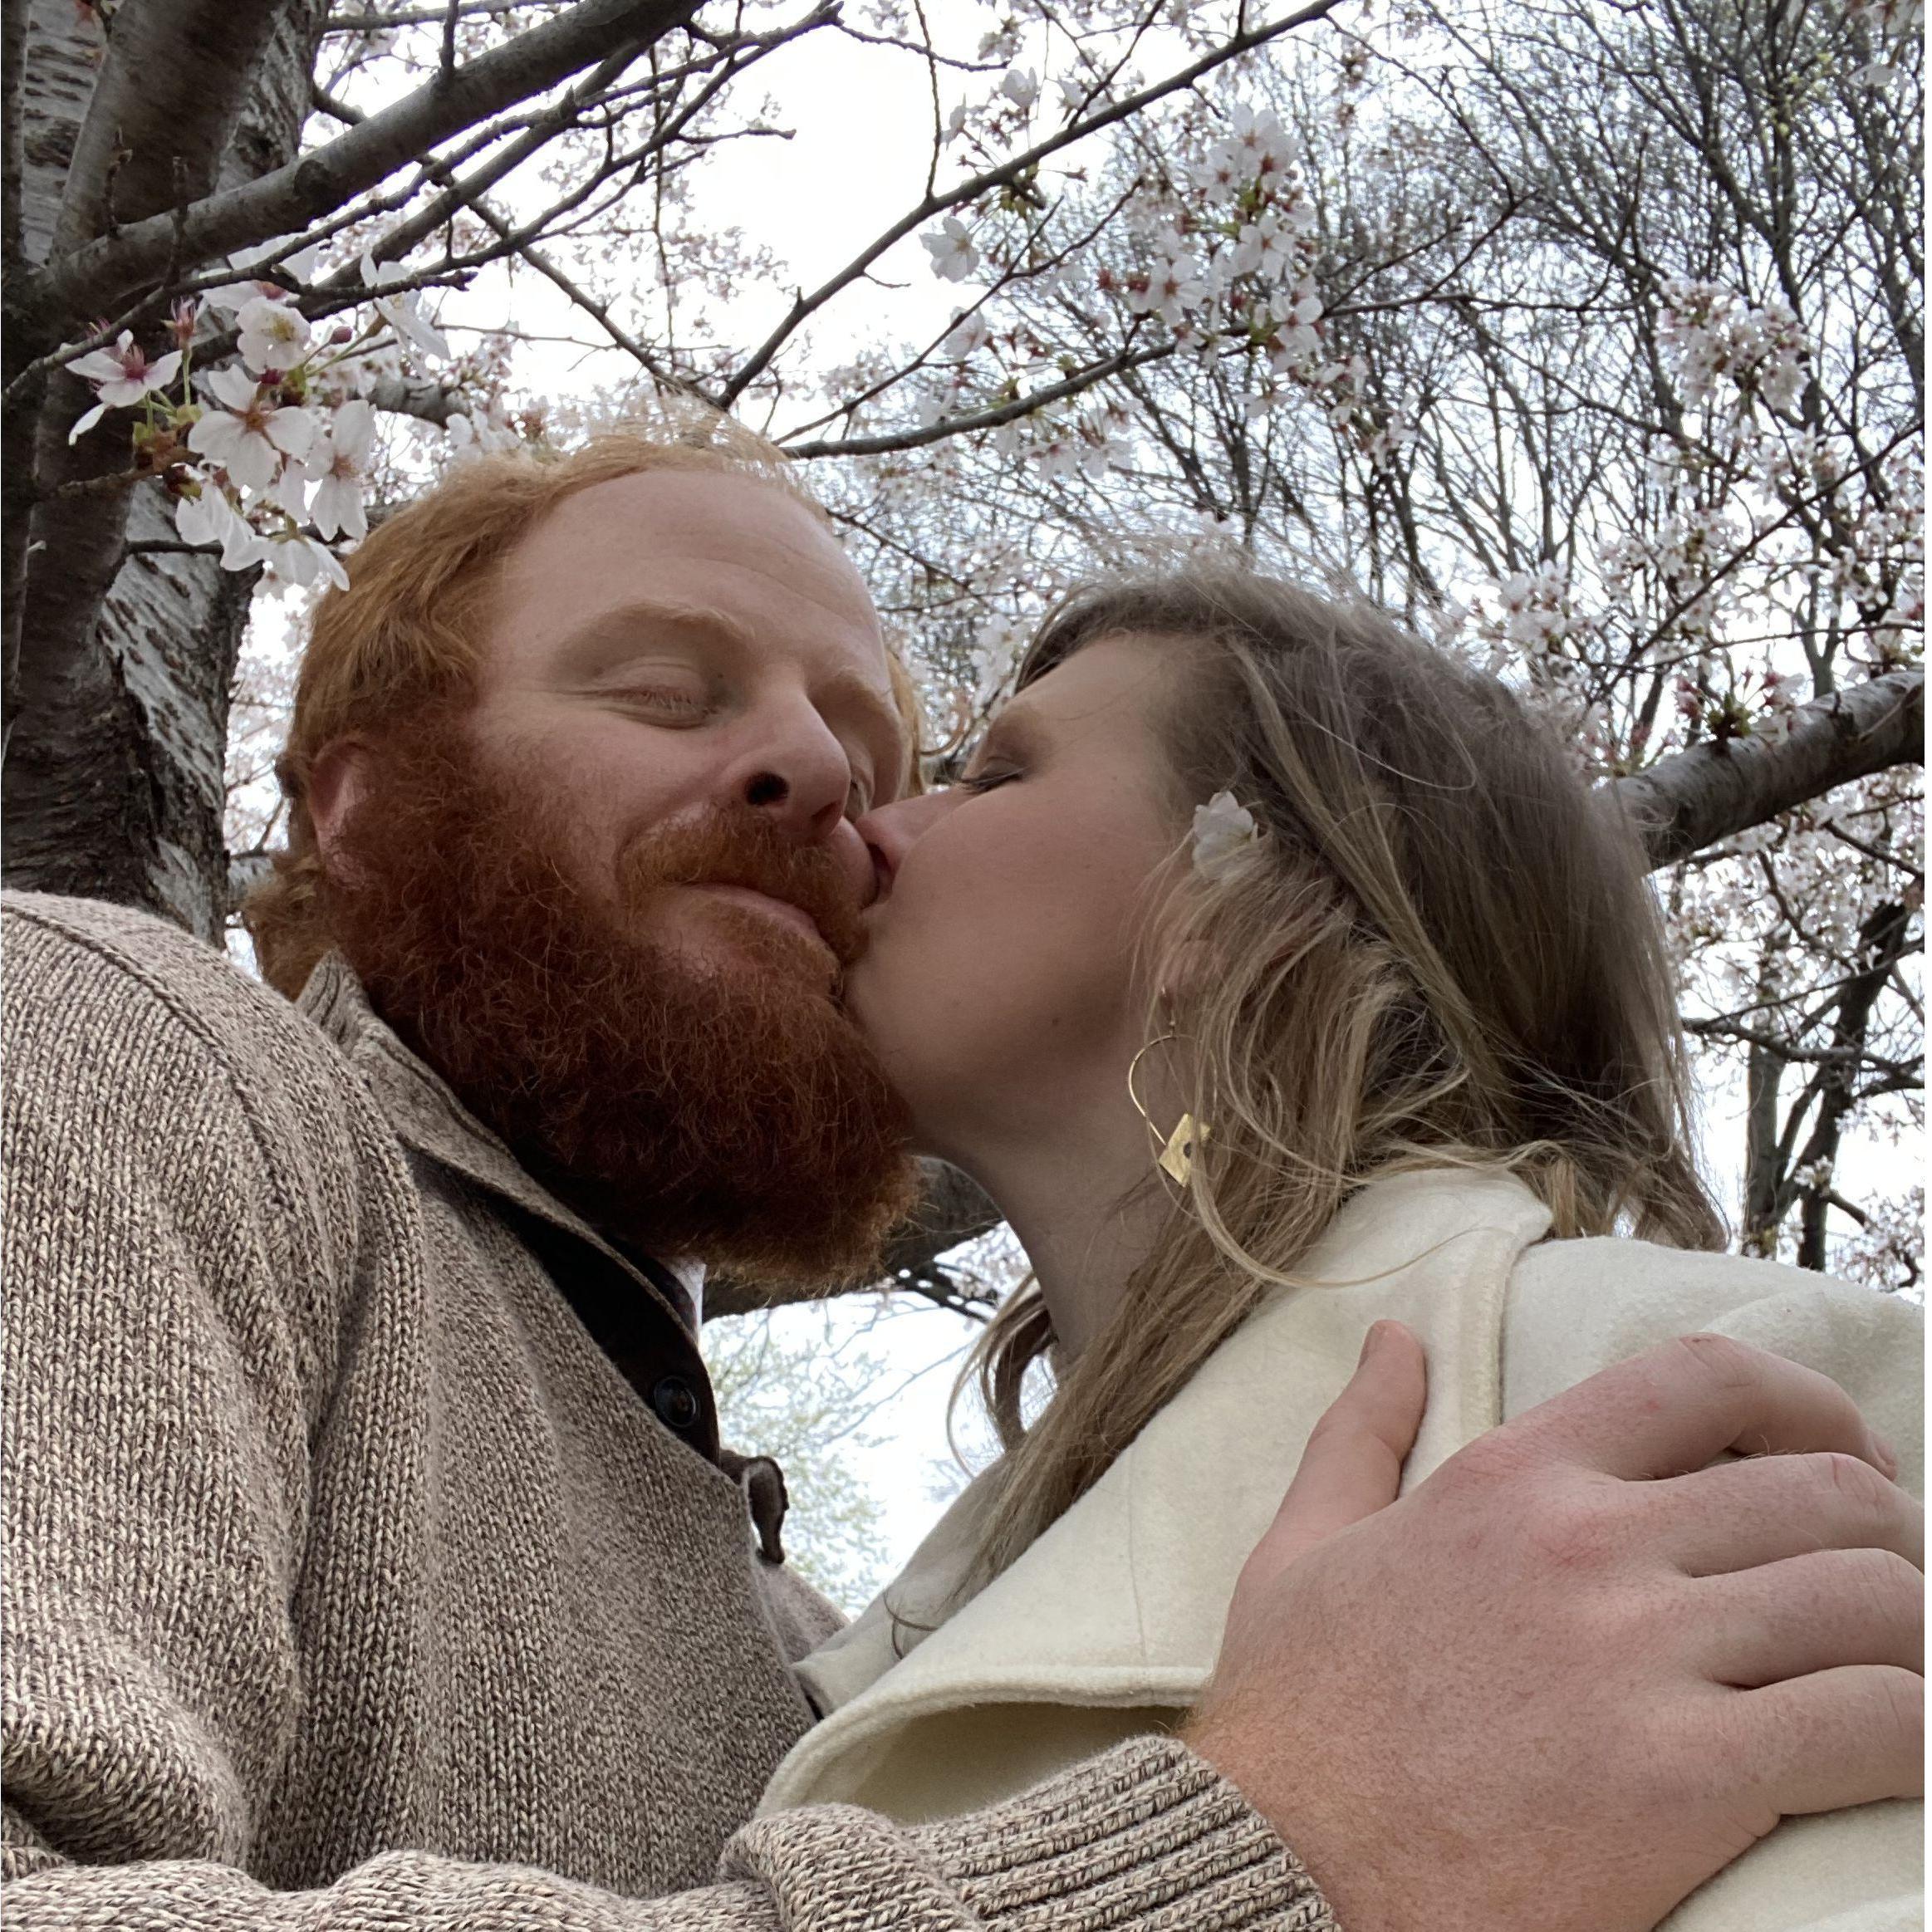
top-left (915, 1735), bottom-right (1339, 1932)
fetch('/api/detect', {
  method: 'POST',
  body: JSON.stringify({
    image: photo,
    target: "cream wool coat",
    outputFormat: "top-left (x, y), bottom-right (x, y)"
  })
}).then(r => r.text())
top-left (763, 1169), bottom-right (1925, 1931)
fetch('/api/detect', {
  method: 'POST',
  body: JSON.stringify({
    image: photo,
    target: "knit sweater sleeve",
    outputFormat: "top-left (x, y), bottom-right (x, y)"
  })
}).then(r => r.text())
top-left (5, 1739), bottom-right (1331, 1931)
top-left (1, 898), bottom-right (1331, 1932)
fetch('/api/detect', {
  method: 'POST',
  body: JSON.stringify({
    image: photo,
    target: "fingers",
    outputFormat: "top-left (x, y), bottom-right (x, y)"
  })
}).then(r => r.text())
top-left (1725, 1665), bottom-right (1925, 1814)
top-left (1694, 1549), bottom-right (1925, 1688)
top-left (1647, 1452), bottom-right (1924, 1576)
top-left (1500, 1333), bottom-right (1894, 1483)
top-left (1253, 1322), bottom-right (1427, 1577)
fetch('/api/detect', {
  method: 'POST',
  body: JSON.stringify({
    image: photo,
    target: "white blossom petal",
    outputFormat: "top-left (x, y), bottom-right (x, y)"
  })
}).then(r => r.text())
top-left (375, 292), bottom-right (450, 360)
top-left (310, 538), bottom-right (351, 591)
top-left (218, 513), bottom-right (273, 571)
top-left (1191, 791), bottom-right (1260, 881)
top-left (331, 397), bottom-right (376, 462)
top-left (263, 405), bottom-right (317, 458)
top-left (311, 472), bottom-right (368, 542)
top-left (68, 341), bottom-right (133, 384)
top-left (174, 487), bottom-right (235, 547)
top-left (202, 365), bottom-right (262, 410)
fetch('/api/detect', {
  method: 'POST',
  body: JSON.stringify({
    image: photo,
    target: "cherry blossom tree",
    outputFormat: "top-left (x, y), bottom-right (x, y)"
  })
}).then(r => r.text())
top-left (6, 0), bottom-right (1920, 1301)
top-left (804, 0), bottom-right (1922, 1289)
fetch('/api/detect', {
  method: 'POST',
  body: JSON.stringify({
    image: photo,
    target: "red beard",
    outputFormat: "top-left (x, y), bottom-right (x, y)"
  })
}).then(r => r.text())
top-left (321, 713), bottom-right (916, 1287)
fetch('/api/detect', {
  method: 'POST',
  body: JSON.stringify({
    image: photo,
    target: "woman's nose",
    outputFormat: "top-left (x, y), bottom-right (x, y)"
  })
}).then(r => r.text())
top-left (854, 789), bottom-right (959, 895)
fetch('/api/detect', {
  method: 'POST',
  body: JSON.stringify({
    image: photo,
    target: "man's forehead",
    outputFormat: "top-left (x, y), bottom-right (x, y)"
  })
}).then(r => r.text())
top-left (489, 468), bottom-right (883, 649)
top-left (509, 468), bottom-right (861, 589)
top-left (478, 468), bottom-right (909, 767)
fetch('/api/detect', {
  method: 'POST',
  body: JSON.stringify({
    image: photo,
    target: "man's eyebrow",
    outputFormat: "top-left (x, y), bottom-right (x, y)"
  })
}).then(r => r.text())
top-left (553, 598), bottom-right (761, 668)
top-left (553, 600), bottom-right (903, 762)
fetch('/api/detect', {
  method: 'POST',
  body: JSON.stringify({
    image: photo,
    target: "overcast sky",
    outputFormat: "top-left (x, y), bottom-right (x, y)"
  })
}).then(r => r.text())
top-left (300, 9), bottom-right (1919, 1610)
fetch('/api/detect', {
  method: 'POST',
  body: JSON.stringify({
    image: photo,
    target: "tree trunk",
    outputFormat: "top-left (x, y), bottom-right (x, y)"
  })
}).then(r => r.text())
top-left (1740, 1034), bottom-right (1787, 1258)
top-left (2, 0), bottom-right (327, 939)
top-left (1788, 900), bottom-right (1915, 1272)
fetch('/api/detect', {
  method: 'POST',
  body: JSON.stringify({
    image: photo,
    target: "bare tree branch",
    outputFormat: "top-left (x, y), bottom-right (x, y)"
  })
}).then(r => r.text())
top-left (786, 341), bottom-right (1175, 458)
top-left (9, 0), bottom-right (704, 339)
top-left (712, 0), bottom-right (1346, 410)
top-left (707, 1159), bottom-right (1004, 1318)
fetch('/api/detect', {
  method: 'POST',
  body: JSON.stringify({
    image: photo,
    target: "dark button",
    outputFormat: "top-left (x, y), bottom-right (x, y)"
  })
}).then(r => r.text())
top-left (651, 1375), bottom-right (701, 1432)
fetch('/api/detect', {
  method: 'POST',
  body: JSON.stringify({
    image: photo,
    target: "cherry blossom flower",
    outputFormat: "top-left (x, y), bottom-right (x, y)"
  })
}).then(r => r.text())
top-left (237, 297), bottom-right (311, 375)
top-left (174, 482), bottom-right (272, 570)
top-left (1000, 67), bottom-right (1039, 111)
top-left (360, 253), bottom-right (451, 360)
top-left (922, 217), bottom-right (979, 283)
top-left (186, 365), bottom-right (316, 493)
top-left (942, 311), bottom-right (992, 360)
top-left (305, 399), bottom-right (375, 540)
top-left (1228, 212), bottom-right (1293, 281)
top-left (1192, 150), bottom-right (1243, 203)
top-left (1192, 791), bottom-right (1260, 880)
top-left (264, 453), bottom-right (312, 523)
top-left (65, 333), bottom-right (182, 441)
top-left (263, 532), bottom-right (350, 593)
top-left (203, 243), bottom-right (320, 319)
top-left (1223, 104), bottom-right (1292, 176)
top-left (1130, 252), bottom-right (1207, 327)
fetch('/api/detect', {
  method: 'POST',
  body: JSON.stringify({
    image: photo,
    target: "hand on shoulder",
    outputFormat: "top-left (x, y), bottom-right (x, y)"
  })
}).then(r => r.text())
top-left (1188, 1324), bottom-right (1923, 1932)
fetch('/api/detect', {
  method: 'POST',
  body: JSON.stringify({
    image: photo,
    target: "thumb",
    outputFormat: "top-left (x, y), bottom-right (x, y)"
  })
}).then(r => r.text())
top-left (1254, 1321), bottom-right (1428, 1577)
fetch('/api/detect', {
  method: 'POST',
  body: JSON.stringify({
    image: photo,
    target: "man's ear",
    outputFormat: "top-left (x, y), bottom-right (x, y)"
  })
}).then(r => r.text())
top-left (306, 739), bottom-right (375, 877)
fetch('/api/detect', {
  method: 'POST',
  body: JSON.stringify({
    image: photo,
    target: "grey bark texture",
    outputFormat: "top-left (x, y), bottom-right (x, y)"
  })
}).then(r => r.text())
top-left (1613, 669), bottom-right (1924, 870)
top-left (4, 0), bottom-right (329, 939)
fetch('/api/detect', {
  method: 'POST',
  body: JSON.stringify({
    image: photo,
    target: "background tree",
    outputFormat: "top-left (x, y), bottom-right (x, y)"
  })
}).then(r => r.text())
top-left (8, 0), bottom-right (1922, 1311)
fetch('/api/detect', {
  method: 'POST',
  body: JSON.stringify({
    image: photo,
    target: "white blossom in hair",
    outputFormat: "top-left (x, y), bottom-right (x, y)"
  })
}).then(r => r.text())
top-left (1191, 790), bottom-right (1259, 880)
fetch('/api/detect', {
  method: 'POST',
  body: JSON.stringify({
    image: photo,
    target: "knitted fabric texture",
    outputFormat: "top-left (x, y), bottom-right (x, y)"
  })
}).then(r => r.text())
top-left (1, 893), bottom-right (1332, 1932)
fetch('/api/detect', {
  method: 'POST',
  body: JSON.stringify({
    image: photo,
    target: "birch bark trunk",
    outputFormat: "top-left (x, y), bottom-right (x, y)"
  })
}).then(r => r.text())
top-left (3, 0), bottom-right (328, 938)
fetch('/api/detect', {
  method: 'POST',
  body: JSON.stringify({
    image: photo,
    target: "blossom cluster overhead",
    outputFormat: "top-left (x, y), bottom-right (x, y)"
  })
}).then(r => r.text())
top-left (61, 246), bottom-right (508, 593)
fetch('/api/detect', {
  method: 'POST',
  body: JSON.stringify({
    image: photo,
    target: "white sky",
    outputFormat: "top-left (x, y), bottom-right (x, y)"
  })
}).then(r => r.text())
top-left (301, 9), bottom-right (1920, 1611)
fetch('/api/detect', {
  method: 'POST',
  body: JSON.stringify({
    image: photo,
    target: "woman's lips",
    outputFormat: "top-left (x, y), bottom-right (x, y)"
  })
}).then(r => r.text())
top-left (684, 882), bottom-right (831, 953)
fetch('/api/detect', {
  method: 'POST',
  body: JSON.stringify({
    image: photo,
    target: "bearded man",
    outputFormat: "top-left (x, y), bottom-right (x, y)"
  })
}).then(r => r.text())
top-left (2, 422), bottom-right (1917, 1932)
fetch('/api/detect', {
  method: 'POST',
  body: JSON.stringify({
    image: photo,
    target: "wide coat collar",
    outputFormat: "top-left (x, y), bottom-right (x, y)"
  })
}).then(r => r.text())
top-left (765, 1166), bottom-right (1552, 1812)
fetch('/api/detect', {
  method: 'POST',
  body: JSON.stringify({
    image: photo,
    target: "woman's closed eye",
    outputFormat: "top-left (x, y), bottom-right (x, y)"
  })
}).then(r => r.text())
top-left (955, 766), bottom-right (1019, 795)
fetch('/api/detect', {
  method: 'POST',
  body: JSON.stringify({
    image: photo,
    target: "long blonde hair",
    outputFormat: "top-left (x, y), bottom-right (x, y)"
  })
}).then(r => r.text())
top-left (959, 566), bottom-right (1723, 1591)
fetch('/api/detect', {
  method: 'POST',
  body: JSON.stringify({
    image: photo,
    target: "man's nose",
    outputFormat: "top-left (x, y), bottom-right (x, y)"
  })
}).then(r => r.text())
top-left (731, 709), bottom-right (876, 904)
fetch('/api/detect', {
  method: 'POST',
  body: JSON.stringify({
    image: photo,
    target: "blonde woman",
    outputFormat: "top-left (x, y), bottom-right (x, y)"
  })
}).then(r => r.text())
top-left (762, 569), bottom-right (1923, 1930)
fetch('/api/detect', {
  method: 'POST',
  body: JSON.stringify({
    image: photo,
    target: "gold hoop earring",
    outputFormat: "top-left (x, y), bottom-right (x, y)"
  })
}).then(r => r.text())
top-left (1126, 1032), bottom-right (1209, 1187)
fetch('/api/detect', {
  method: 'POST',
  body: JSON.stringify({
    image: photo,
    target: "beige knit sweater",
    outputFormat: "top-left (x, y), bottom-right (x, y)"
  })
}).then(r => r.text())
top-left (1, 892), bottom-right (1333, 1931)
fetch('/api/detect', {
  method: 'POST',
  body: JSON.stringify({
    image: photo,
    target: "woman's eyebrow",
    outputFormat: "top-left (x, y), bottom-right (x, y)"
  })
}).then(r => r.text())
top-left (964, 706), bottom-right (1042, 769)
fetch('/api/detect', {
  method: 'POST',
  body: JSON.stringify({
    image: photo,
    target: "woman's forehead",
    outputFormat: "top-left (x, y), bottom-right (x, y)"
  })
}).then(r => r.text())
top-left (1009, 630), bottom-right (1177, 713)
